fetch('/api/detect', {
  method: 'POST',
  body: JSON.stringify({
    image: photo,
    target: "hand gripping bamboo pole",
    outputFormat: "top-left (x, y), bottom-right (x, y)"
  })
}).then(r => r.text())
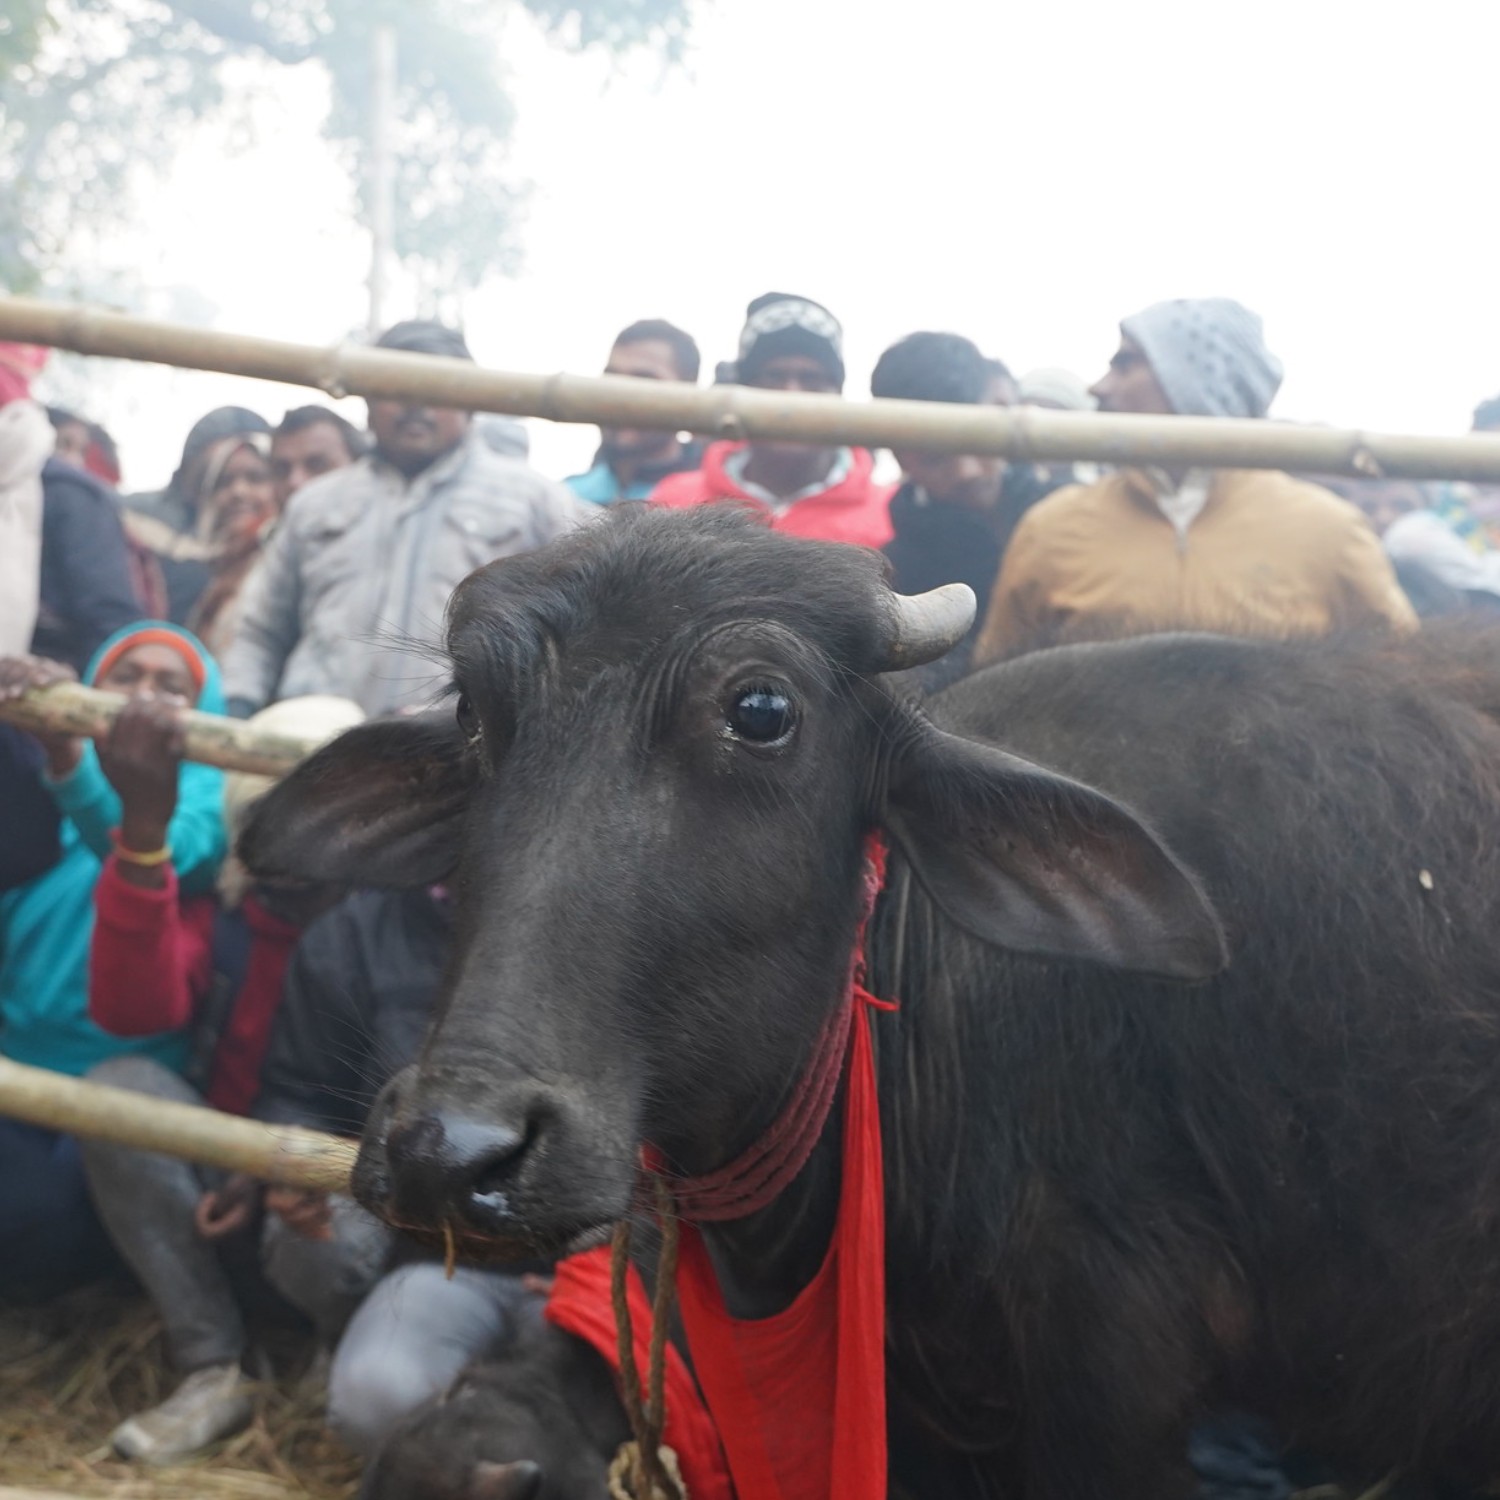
top-left (0, 688), bottom-right (352, 1176)
top-left (0, 1056), bottom-right (357, 1193)
top-left (3, 294), bottom-right (1500, 481)
top-left (0, 681), bottom-right (320, 775)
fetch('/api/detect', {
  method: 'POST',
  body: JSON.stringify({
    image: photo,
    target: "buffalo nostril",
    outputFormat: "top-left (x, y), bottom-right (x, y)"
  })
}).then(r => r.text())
top-left (381, 1108), bottom-right (545, 1236)
top-left (471, 1137), bottom-right (529, 1198)
top-left (451, 1120), bottom-right (534, 1227)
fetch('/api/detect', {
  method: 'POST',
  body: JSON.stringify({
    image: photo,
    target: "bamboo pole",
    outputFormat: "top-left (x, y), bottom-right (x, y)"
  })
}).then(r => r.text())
top-left (3, 294), bottom-right (1500, 481)
top-left (0, 682), bottom-right (320, 776)
top-left (0, 1057), bottom-right (357, 1193)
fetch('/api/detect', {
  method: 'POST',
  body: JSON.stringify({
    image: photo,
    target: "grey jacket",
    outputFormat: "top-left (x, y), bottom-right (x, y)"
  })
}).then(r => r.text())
top-left (221, 430), bottom-right (587, 716)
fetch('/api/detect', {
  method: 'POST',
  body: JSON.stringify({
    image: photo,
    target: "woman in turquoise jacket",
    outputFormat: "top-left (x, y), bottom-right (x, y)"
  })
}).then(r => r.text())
top-left (0, 621), bottom-right (226, 1298)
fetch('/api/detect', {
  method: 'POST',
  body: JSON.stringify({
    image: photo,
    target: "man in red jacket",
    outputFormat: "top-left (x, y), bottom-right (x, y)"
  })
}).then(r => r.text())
top-left (650, 293), bottom-right (893, 547)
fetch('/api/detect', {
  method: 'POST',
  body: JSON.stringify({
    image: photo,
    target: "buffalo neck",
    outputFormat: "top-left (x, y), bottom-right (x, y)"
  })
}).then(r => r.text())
top-left (687, 850), bottom-right (996, 1325)
top-left (695, 1103), bottom-right (847, 1320)
top-left (687, 849), bottom-right (930, 1322)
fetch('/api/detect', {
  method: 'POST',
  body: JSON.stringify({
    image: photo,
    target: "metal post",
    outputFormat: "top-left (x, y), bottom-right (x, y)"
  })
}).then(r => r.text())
top-left (368, 23), bottom-right (398, 335)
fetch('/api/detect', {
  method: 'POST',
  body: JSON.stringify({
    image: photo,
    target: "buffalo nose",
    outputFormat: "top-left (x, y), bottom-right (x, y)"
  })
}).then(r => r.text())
top-left (383, 1109), bottom-right (534, 1235)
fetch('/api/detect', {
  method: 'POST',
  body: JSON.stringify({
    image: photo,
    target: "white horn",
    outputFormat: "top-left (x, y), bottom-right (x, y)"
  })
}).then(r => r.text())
top-left (881, 583), bottom-right (977, 670)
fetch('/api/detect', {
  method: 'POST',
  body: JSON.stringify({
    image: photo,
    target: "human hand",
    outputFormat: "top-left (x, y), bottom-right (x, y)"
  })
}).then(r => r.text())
top-left (265, 1187), bottom-right (333, 1242)
top-left (0, 654), bottom-right (82, 776)
top-left (99, 694), bottom-right (184, 851)
top-left (195, 1173), bottom-right (262, 1241)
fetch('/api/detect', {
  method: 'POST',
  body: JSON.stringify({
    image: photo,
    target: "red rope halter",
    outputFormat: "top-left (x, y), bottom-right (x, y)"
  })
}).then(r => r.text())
top-left (645, 835), bottom-right (892, 1223)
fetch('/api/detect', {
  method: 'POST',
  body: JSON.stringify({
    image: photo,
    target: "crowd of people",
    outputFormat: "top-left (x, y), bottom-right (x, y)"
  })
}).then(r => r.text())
top-left (1, 292), bottom-right (1498, 1485)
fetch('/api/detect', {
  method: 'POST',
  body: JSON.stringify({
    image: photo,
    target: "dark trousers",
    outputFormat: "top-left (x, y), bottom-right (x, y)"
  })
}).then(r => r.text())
top-left (0, 1115), bottom-right (118, 1301)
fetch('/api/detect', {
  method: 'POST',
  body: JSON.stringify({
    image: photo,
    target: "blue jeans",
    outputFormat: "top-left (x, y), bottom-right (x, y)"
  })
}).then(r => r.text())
top-left (328, 1262), bottom-right (535, 1455)
top-left (0, 1116), bottom-right (118, 1301)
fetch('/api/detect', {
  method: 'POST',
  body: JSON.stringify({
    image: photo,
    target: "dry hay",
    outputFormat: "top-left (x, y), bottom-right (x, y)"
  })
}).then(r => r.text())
top-left (0, 1286), bottom-right (1446, 1500)
top-left (0, 1284), bottom-right (359, 1499)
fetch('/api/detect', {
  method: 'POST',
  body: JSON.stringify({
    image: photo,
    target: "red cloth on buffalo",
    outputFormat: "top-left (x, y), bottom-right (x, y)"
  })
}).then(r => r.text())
top-left (544, 1248), bottom-right (735, 1500)
top-left (550, 837), bottom-right (891, 1500)
top-left (675, 986), bottom-right (889, 1500)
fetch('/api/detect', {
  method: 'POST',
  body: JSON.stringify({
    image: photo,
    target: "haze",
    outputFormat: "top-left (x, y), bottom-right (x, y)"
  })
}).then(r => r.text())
top-left (54, 0), bottom-right (1500, 489)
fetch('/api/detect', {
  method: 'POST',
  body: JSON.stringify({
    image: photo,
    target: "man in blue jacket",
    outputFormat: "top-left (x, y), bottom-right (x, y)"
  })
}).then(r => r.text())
top-left (565, 319), bottom-right (704, 504)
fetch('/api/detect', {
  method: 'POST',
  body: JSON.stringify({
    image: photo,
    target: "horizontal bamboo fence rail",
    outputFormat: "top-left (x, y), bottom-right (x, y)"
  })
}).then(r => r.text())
top-left (0, 682), bottom-right (320, 775)
top-left (0, 1057), bottom-right (357, 1193)
top-left (4, 295), bottom-right (1500, 480)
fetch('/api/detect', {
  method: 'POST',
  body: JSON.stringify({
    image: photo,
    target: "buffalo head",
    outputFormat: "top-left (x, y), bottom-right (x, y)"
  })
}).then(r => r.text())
top-left (241, 507), bottom-right (1223, 1258)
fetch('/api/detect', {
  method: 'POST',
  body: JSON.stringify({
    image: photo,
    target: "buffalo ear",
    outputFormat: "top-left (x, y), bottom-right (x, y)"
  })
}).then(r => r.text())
top-left (239, 711), bottom-right (472, 887)
top-left (886, 725), bottom-right (1226, 980)
top-left (468, 1461), bottom-right (542, 1500)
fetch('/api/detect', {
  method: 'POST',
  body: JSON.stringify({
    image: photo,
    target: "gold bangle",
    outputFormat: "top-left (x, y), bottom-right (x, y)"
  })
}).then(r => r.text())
top-left (111, 832), bottom-right (174, 868)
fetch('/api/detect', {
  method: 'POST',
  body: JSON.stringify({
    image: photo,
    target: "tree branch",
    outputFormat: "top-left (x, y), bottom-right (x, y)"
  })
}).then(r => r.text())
top-left (158, 0), bottom-right (317, 64)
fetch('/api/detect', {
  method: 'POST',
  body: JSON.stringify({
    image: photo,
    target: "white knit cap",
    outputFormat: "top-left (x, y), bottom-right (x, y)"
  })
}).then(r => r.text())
top-left (1120, 298), bottom-right (1284, 420)
top-left (222, 695), bottom-right (366, 833)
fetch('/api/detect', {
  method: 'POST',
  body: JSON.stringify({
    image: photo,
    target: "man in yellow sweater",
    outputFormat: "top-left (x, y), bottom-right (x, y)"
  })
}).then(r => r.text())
top-left (972, 299), bottom-right (1416, 664)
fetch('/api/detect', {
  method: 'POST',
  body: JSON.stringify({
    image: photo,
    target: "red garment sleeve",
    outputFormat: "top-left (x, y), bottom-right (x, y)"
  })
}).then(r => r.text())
top-left (89, 856), bottom-right (217, 1037)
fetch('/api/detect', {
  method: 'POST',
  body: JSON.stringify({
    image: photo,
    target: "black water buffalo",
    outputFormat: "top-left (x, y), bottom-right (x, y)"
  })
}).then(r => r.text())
top-left (245, 506), bottom-right (1500, 1499)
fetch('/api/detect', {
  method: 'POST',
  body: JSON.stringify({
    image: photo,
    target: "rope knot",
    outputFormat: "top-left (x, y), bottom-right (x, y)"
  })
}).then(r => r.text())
top-left (610, 1177), bottom-right (686, 1499)
top-left (608, 1440), bottom-right (686, 1500)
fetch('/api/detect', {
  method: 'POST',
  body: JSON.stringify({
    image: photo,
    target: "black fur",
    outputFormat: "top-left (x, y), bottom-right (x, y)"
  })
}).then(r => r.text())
top-left (245, 508), bottom-right (1500, 1498)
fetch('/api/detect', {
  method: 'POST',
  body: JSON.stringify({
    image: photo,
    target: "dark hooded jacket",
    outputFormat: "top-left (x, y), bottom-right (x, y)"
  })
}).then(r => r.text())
top-left (881, 464), bottom-right (1070, 689)
top-left (253, 887), bottom-right (452, 1135)
top-left (33, 458), bottom-right (141, 671)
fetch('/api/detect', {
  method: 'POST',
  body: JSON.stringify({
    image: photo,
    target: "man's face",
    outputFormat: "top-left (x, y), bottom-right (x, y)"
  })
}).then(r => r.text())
top-left (270, 420), bottom-right (357, 508)
top-left (893, 376), bottom-right (1012, 513)
top-left (53, 419), bottom-right (91, 469)
top-left (1090, 336), bottom-right (1174, 415)
top-left (744, 353), bottom-right (841, 396)
top-left (743, 354), bottom-right (842, 464)
top-left (983, 369), bottom-right (1020, 408)
top-left (600, 338), bottom-right (687, 462)
top-left (98, 643), bottom-right (200, 705)
top-left (367, 399), bottom-right (470, 476)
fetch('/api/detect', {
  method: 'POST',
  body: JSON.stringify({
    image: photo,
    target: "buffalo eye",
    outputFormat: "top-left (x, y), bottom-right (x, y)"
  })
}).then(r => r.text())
top-left (456, 692), bottom-right (481, 743)
top-left (727, 687), bottom-right (795, 746)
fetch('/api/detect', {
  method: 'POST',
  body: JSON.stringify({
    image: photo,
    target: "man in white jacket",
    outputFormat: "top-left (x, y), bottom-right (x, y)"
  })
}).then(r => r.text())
top-left (222, 321), bottom-right (589, 718)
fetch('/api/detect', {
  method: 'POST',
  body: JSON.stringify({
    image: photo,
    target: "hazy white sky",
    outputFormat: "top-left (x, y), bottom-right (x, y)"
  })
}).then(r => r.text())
top-left (38, 0), bottom-right (1500, 489)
